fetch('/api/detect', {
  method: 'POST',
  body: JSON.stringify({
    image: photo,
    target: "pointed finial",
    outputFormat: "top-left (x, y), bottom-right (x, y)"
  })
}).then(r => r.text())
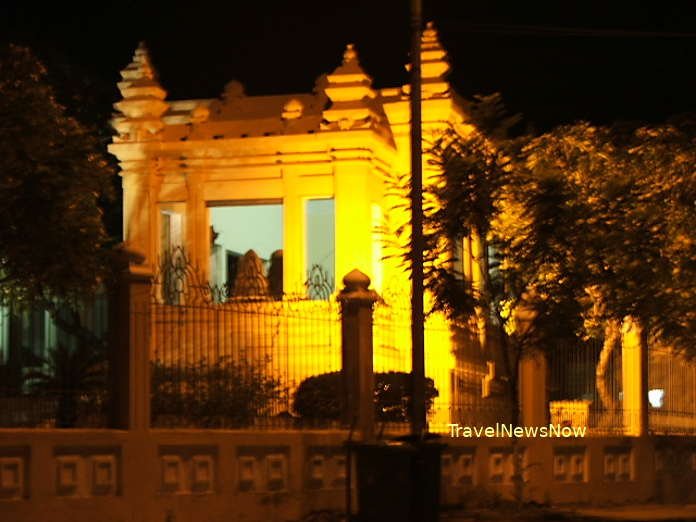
top-left (422, 21), bottom-right (440, 44)
top-left (282, 98), bottom-right (304, 120)
top-left (113, 41), bottom-right (168, 139)
top-left (419, 20), bottom-right (450, 83)
top-left (322, 42), bottom-right (375, 112)
top-left (343, 43), bottom-right (358, 64)
top-left (342, 269), bottom-right (371, 291)
top-left (338, 269), bottom-right (379, 304)
top-left (222, 80), bottom-right (245, 99)
top-left (135, 41), bottom-right (153, 73)
top-left (121, 41), bottom-right (156, 81)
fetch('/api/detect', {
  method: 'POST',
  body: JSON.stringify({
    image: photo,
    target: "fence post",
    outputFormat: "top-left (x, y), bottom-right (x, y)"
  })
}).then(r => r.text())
top-left (108, 248), bottom-right (152, 431)
top-left (621, 316), bottom-right (648, 436)
top-left (338, 269), bottom-right (379, 441)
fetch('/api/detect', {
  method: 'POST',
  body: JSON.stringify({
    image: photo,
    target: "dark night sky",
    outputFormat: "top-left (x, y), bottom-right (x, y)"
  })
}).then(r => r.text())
top-left (2, 1), bottom-right (696, 131)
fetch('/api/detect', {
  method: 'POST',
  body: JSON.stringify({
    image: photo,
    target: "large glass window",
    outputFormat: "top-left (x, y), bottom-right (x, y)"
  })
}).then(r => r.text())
top-left (305, 198), bottom-right (335, 299)
top-left (160, 210), bottom-right (183, 254)
top-left (209, 202), bottom-right (283, 299)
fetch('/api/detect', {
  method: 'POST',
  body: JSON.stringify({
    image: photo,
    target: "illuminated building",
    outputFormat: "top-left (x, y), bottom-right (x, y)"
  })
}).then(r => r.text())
top-left (108, 24), bottom-right (520, 429)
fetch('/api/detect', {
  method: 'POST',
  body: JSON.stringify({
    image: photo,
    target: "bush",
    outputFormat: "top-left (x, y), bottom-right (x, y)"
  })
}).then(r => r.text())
top-left (293, 371), bottom-right (438, 423)
top-left (151, 356), bottom-right (283, 428)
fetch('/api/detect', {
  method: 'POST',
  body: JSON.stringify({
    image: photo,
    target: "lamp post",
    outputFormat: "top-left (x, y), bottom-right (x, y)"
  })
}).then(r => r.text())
top-left (409, 0), bottom-right (426, 438)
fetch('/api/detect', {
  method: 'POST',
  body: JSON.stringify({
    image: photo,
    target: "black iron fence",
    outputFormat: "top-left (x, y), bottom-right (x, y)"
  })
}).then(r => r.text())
top-left (549, 339), bottom-right (696, 435)
top-left (0, 389), bottom-right (108, 428)
top-left (148, 297), bottom-right (341, 429)
top-left (0, 295), bottom-right (110, 428)
top-left (372, 287), bottom-right (512, 435)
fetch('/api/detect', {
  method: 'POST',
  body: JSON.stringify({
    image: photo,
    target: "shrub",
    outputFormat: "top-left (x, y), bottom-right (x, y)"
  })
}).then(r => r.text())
top-left (292, 371), bottom-right (342, 421)
top-left (151, 356), bottom-right (283, 428)
top-left (293, 371), bottom-right (438, 422)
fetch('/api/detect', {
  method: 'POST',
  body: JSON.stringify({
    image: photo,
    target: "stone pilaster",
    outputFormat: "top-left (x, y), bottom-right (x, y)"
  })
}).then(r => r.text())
top-left (338, 269), bottom-right (379, 441)
top-left (519, 350), bottom-right (548, 427)
top-left (108, 248), bottom-right (152, 431)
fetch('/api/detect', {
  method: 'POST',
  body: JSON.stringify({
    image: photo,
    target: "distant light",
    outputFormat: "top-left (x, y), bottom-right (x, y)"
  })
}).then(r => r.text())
top-left (648, 389), bottom-right (664, 408)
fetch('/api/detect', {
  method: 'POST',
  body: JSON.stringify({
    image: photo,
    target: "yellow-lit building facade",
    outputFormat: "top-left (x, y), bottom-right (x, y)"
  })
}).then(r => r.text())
top-left (109, 25), bottom-right (498, 430)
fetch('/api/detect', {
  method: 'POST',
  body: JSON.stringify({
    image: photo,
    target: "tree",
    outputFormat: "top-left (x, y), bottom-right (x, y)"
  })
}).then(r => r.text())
top-left (413, 95), bottom-right (582, 431)
top-left (419, 102), bottom-right (696, 425)
top-left (392, 94), bottom-right (696, 501)
top-left (518, 120), bottom-right (696, 412)
top-left (0, 44), bottom-right (115, 308)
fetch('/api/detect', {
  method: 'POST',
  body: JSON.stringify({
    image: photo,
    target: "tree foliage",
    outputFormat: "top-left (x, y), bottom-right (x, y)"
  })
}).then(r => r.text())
top-left (396, 94), bottom-right (696, 426)
top-left (405, 97), bottom-right (696, 502)
top-left (0, 44), bottom-right (115, 307)
top-left (516, 120), bottom-right (696, 349)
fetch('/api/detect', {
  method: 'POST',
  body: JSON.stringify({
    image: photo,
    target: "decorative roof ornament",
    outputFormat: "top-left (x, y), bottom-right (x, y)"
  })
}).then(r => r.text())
top-left (222, 80), bottom-right (245, 100)
top-left (282, 98), bottom-right (304, 120)
top-left (112, 41), bottom-right (168, 140)
top-left (191, 104), bottom-right (210, 124)
top-left (326, 43), bottom-right (373, 91)
top-left (421, 21), bottom-right (450, 80)
top-left (122, 41), bottom-right (156, 81)
top-left (401, 21), bottom-right (451, 99)
top-left (321, 44), bottom-right (389, 136)
top-left (342, 43), bottom-right (358, 64)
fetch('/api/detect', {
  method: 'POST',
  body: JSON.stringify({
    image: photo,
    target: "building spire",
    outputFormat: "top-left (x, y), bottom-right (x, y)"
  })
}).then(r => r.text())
top-left (327, 43), bottom-right (373, 83)
top-left (342, 43), bottom-right (358, 64)
top-left (122, 41), bottom-right (157, 81)
top-left (321, 44), bottom-right (381, 131)
top-left (112, 42), bottom-right (169, 141)
top-left (419, 22), bottom-right (450, 98)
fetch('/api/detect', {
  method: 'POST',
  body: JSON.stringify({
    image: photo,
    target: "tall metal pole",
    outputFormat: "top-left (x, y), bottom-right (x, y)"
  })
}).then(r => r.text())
top-left (409, 0), bottom-right (426, 438)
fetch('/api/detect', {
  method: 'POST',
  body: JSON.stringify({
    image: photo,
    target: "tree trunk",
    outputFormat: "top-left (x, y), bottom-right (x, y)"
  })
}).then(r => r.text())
top-left (596, 319), bottom-right (620, 411)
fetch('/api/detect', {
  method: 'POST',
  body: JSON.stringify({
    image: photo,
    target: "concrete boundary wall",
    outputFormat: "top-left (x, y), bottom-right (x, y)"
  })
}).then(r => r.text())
top-left (441, 435), bottom-right (696, 506)
top-left (0, 430), bottom-right (347, 522)
top-left (2, 430), bottom-right (696, 522)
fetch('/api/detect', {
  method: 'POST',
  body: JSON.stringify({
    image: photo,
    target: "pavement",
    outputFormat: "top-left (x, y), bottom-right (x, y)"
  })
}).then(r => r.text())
top-left (557, 504), bottom-right (696, 521)
top-left (440, 504), bottom-right (696, 521)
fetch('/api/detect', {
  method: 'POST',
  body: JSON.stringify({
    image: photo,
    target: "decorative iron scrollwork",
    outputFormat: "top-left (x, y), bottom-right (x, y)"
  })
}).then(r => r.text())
top-left (305, 265), bottom-right (334, 301)
top-left (153, 247), bottom-right (336, 304)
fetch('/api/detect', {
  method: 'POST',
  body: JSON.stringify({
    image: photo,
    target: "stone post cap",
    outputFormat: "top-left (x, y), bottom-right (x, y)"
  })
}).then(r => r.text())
top-left (110, 244), bottom-right (153, 279)
top-left (112, 244), bottom-right (146, 266)
top-left (338, 269), bottom-right (379, 304)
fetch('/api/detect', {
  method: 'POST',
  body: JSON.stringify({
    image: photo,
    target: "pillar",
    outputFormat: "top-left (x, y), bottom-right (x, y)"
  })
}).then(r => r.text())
top-left (338, 269), bottom-right (379, 441)
top-left (519, 350), bottom-right (548, 427)
top-left (185, 172), bottom-right (209, 279)
top-left (108, 247), bottom-right (152, 430)
top-left (622, 316), bottom-right (649, 436)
